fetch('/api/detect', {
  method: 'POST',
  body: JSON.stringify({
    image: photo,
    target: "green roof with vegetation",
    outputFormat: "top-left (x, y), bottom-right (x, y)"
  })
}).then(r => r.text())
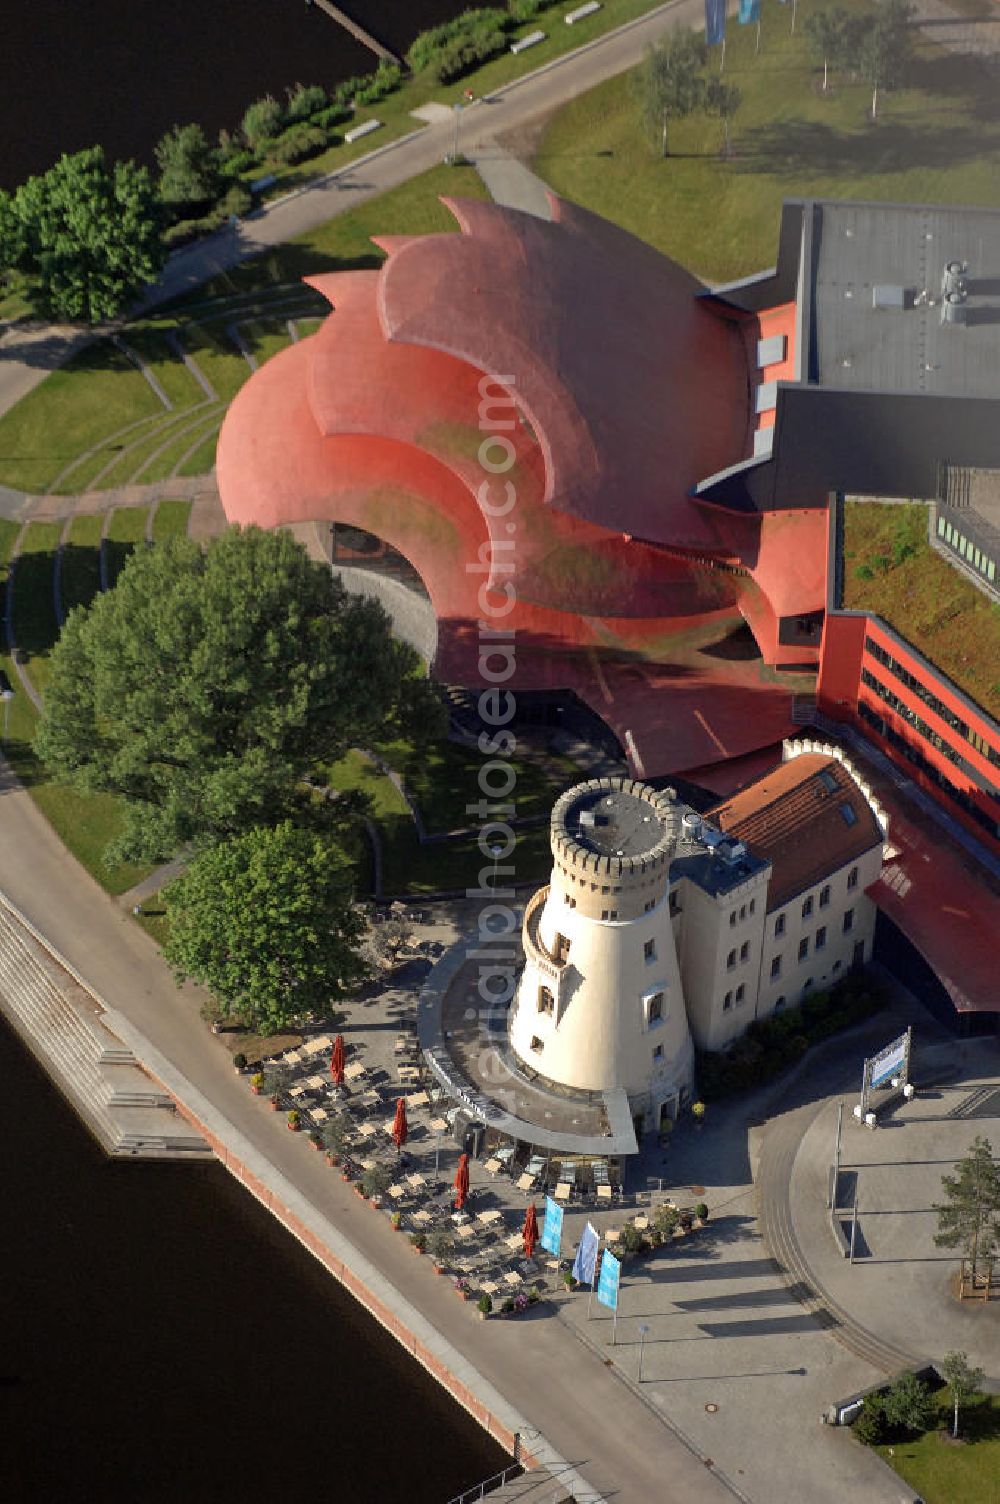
top-left (841, 502), bottom-right (1000, 721)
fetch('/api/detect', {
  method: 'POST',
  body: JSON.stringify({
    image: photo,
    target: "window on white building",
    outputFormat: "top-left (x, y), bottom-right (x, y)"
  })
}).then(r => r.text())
top-left (816, 926), bottom-right (827, 951)
top-left (798, 937), bottom-right (809, 961)
top-left (723, 991), bottom-right (733, 1011)
top-left (727, 949), bottom-right (736, 970)
top-left (843, 908), bottom-right (854, 933)
top-left (530, 1036), bottom-right (544, 1052)
top-left (770, 955), bottom-right (782, 980)
top-left (652, 1044), bottom-right (664, 1061)
top-left (740, 941), bottom-right (749, 962)
top-left (647, 992), bottom-right (664, 1025)
top-left (644, 939), bottom-right (656, 963)
top-left (847, 866), bottom-right (859, 891)
top-left (735, 983), bottom-right (745, 1004)
top-left (802, 895), bottom-right (813, 919)
top-left (820, 885), bottom-right (831, 908)
top-left (538, 986), bottom-right (554, 1014)
top-left (774, 914), bottom-right (786, 938)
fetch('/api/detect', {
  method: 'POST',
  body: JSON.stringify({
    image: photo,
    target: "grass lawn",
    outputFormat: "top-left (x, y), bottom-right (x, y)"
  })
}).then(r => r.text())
top-left (841, 502), bottom-right (1000, 719)
top-left (12, 521), bottom-right (61, 694)
top-left (326, 740), bottom-right (559, 894)
top-left (875, 1392), bottom-right (1000, 1504)
top-left (133, 408), bottom-right (223, 485)
top-left (0, 343), bottom-right (160, 494)
top-left (151, 498), bottom-right (193, 541)
top-left (60, 513), bottom-right (104, 617)
top-left (181, 324), bottom-right (251, 401)
top-left (104, 506), bottom-right (149, 588)
top-left (176, 424), bottom-right (223, 477)
top-left (123, 328), bottom-right (204, 410)
top-left (534, 0), bottom-right (1000, 281)
top-left (168, 163), bottom-right (491, 307)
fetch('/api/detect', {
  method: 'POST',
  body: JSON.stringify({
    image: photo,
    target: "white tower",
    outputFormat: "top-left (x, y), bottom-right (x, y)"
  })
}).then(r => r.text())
top-left (510, 777), bottom-right (695, 1136)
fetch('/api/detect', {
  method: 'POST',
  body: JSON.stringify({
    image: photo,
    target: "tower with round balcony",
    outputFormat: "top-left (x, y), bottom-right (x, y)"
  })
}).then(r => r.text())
top-left (510, 776), bottom-right (695, 1136)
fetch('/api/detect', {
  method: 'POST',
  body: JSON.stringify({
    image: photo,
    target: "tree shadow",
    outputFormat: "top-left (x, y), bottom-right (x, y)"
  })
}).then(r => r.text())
top-left (731, 118), bottom-right (994, 182)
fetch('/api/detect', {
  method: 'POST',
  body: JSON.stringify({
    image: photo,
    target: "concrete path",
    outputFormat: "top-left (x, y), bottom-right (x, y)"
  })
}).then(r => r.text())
top-left (472, 146), bottom-right (554, 220)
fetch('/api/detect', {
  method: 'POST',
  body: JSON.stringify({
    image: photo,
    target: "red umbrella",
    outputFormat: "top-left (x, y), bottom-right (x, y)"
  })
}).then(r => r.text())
top-left (330, 1035), bottom-right (345, 1086)
top-left (454, 1152), bottom-right (470, 1210)
top-left (522, 1203), bottom-right (539, 1260)
top-left (392, 1096), bottom-right (408, 1153)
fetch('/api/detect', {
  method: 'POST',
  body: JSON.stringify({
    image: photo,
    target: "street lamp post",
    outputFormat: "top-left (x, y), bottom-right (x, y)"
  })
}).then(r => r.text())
top-left (1, 688), bottom-right (13, 749)
top-left (637, 1323), bottom-right (651, 1383)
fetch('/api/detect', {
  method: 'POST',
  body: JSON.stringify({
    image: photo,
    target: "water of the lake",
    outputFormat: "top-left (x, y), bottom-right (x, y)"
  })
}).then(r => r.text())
top-left (2, 1), bottom-right (465, 187)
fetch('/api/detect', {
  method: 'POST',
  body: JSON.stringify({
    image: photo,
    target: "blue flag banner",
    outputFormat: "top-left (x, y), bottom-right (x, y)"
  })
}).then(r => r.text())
top-left (572, 1221), bottom-right (600, 1286)
top-left (597, 1250), bottom-right (621, 1311)
top-left (738, 0), bottom-right (760, 21)
top-left (705, 0), bottom-right (727, 44)
top-left (540, 1196), bottom-right (563, 1257)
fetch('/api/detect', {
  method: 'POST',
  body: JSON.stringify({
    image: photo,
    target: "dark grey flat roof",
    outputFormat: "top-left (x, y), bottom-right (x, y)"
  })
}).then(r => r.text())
top-left (562, 786), bottom-right (667, 859)
top-left (812, 202), bottom-right (1000, 397)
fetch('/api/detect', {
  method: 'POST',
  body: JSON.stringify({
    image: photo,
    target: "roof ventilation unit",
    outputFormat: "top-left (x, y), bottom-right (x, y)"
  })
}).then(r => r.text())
top-left (941, 291), bottom-right (968, 326)
top-left (941, 260), bottom-right (968, 298)
top-left (681, 811), bottom-right (703, 841)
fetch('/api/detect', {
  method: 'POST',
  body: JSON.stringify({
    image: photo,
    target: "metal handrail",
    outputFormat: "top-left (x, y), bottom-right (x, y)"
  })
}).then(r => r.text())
top-left (444, 1462), bottom-right (524, 1504)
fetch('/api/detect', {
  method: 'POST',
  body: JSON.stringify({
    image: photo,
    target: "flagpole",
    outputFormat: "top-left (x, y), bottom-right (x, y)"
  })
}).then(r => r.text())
top-left (720, 36), bottom-right (726, 72)
top-left (791, 0), bottom-right (797, 31)
top-left (755, 16), bottom-right (761, 53)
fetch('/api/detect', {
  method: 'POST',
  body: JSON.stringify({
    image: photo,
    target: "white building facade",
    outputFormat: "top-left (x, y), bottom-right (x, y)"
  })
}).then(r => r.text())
top-left (510, 748), bottom-right (886, 1140)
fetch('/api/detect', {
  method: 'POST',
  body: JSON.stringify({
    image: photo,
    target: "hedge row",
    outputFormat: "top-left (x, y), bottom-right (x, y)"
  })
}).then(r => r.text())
top-left (696, 975), bottom-right (889, 1100)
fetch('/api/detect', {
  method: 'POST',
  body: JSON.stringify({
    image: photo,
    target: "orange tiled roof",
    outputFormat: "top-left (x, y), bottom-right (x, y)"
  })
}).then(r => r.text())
top-left (708, 754), bottom-right (883, 910)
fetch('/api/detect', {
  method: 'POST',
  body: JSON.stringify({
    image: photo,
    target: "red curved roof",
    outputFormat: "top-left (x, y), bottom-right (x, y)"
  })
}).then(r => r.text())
top-left (216, 193), bottom-right (829, 775)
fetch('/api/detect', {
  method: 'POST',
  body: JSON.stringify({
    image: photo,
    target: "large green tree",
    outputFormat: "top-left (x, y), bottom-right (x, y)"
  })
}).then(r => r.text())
top-left (2, 147), bottom-right (164, 322)
top-left (934, 1135), bottom-right (1000, 1281)
top-left (635, 29), bottom-right (708, 159)
top-left (804, 7), bottom-right (849, 92)
top-left (35, 526), bottom-right (440, 861)
top-left (163, 822), bottom-right (367, 1034)
top-left (154, 123), bottom-right (221, 210)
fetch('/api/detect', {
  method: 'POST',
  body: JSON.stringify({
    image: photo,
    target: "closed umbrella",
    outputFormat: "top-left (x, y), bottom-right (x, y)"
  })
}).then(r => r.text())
top-left (330, 1035), bottom-right (345, 1086)
top-left (392, 1096), bottom-right (408, 1153)
top-left (454, 1152), bottom-right (470, 1210)
top-left (522, 1203), bottom-right (538, 1260)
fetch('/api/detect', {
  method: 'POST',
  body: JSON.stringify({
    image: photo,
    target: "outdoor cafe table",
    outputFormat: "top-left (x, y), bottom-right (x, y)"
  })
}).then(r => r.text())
top-left (305, 1074), bottom-right (325, 1090)
top-left (477, 1208), bottom-right (503, 1226)
top-left (343, 1062), bottom-right (366, 1081)
top-left (404, 1091), bottom-right (430, 1108)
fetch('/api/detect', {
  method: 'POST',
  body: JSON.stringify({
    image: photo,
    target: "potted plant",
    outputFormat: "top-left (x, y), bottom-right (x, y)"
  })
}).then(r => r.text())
top-left (454, 1277), bottom-right (471, 1301)
top-left (562, 1270), bottom-right (576, 1290)
top-left (501, 1297), bottom-right (515, 1315)
top-left (655, 1205), bottom-right (679, 1239)
top-left (361, 1163), bottom-right (392, 1205)
top-left (269, 1092), bottom-right (282, 1112)
top-left (390, 1211), bottom-right (403, 1231)
top-left (309, 1129), bottom-right (324, 1151)
top-left (513, 1292), bottom-right (530, 1315)
top-left (691, 1100), bottom-right (706, 1129)
top-left (617, 1222), bottom-right (645, 1260)
top-left (233, 1052), bottom-right (248, 1075)
top-left (678, 1208), bottom-right (694, 1233)
top-left (410, 1232), bottom-right (426, 1255)
top-left (477, 1292), bottom-right (493, 1320)
top-left (427, 1228), bottom-right (454, 1273)
top-left (528, 1288), bottom-right (541, 1306)
top-left (695, 1202), bottom-right (709, 1225)
top-left (287, 1109), bottom-right (301, 1132)
top-left (323, 1113), bottom-right (352, 1166)
top-left (250, 1071), bottom-right (265, 1096)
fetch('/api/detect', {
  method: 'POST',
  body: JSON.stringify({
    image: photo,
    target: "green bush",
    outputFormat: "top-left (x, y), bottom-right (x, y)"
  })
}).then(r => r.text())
top-left (697, 975), bottom-right (887, 1100)
top-left (286, 82), bottom-right (328, 121)
top-left (508, 0), bottom-right (547, 17)
top-left (312, 104), bottom-right (351, 134)
top-left (617, 1222), bottom-right (645, 1255)
top-left (478, 1292), bottom-right (493, 1315)
top-left (219, 183), bottom-right (252, 218)
top-left (242, 95), bottom-right (284, 150)
top-left (218, 147), bottom-right (256, 180)
top-left (270, 125), bottom-right (328, 166)
top-left (854, 563), bottom-right (875, 580)
top-left (355, 62), bottom-right (404, 106)
top-left (360, 1162), bottom-right (392, 1199)
top-left (854, 1393), bottom-right (886, 1446)
top-left (408, 9), bottom-right (509, 82)
top-left (883, 1372), bottom-right (934, 1435)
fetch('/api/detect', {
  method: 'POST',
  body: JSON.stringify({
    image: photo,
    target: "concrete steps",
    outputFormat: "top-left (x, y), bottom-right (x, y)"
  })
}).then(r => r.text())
top-left (0, 898), bottom-right (211, 1159)
top-left (481, 1473), bottom-right (574, 1503)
